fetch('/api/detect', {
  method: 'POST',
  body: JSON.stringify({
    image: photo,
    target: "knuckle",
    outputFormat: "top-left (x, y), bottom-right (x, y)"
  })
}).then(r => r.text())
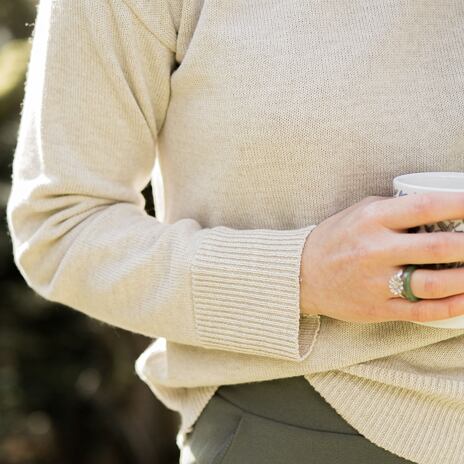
top-left (411, 299), bottom-right (455, 323)
top-left (422, 274), bottom-right (441, 298)
top-left (411, 194), bottom-right (435, 217)
top-left (443, 299), bottom-right (461, 319)
top-left (440, 300), bottom-right (455, 320)
top-left (424, 236), bottom-right (448, 260)
top-left (409, 302), bottom-right (426, 322)
top-left (360, 202), bottom-right (382, 224)
top-left (367, 241), bottom-right (384, 260)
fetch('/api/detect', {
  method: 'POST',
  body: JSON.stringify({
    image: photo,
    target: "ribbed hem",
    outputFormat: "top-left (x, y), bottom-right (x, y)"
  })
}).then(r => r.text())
top-left (191, 224), bottom-right (320, 361)
top-left (306, 370), bottom-right (464, 464)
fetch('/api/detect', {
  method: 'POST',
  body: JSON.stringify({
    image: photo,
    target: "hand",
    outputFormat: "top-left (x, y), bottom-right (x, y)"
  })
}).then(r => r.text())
top-left (299, 192), bottom-right (464, 323)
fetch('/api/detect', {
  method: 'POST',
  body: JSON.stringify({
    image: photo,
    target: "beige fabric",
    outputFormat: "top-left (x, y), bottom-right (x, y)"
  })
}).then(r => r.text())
top-left (6, 1), bottom-right (464, 463)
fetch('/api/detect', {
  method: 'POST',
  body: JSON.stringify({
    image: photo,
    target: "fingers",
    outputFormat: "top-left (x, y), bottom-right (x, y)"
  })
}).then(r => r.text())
top-left (370, 192), bottom-right (464, 231)
top-left (390, 231), bottom-right (464, 265)
top-left (407, 267), bottom-right (464, 299)
top-left (384, 292), bottom-right (464, 323)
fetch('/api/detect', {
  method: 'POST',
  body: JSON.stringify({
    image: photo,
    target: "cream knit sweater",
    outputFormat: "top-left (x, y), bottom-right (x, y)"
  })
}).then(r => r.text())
top-left (6, 1), bottom-right (464, 463)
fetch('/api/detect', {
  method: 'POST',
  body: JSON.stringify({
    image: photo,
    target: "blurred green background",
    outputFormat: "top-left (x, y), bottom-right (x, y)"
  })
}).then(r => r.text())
top-left (0, 1), bottom-right (181, 463)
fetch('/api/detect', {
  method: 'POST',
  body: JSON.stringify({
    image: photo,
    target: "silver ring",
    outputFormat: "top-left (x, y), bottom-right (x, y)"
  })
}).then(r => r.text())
top-left (388, 268), bottom-right (407, 298)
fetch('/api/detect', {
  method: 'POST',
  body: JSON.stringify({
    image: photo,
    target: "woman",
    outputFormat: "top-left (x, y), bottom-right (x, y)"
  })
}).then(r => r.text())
top-left (7, 0), bottom-right (464, 463)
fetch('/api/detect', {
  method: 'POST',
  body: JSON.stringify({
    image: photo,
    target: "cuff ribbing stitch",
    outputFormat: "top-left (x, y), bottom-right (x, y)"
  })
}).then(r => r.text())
top-left (191, 224), bottom-right (320, 362)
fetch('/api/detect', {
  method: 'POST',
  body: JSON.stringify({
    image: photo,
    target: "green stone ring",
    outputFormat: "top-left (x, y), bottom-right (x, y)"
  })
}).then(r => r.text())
top-left (401, 265), bottom-right (422, 302)
top-left (389, 265), bottom-right (422, 302)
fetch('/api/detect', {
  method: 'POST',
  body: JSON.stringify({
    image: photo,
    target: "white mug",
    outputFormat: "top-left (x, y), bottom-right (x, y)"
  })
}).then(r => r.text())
top-left (393, 172), bottom-right (464, 329)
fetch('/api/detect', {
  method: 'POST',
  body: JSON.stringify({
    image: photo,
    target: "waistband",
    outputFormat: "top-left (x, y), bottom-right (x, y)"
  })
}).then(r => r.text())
top-left (215, 375), bottom-right (362, 436)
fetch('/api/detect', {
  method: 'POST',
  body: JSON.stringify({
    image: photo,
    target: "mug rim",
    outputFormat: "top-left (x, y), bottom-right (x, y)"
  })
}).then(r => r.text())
top-left (393, 171), bottom-right (464, 193)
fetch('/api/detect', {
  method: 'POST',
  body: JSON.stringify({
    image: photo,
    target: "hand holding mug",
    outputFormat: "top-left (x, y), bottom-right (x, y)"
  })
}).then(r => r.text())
top-left (299, 190), bottom-right (464, 327)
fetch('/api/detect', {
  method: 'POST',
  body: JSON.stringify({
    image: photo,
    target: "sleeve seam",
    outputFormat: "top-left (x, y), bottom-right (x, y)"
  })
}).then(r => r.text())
top-left (298, 314), bottom-right (321, 361)
top-left (120, 0), bottom-right (177, 53)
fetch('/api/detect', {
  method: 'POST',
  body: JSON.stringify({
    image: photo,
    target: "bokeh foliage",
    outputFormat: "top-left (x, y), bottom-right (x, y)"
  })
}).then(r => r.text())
top-left (1, 2), bottom-right (180, 463)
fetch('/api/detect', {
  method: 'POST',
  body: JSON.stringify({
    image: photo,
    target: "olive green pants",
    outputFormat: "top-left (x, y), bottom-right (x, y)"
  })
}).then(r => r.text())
top-left (179, 376), bottom-right (417, 464)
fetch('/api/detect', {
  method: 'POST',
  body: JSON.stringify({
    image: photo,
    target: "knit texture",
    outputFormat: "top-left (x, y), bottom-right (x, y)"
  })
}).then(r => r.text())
top-left (6, 1), bottom-right (464, 463)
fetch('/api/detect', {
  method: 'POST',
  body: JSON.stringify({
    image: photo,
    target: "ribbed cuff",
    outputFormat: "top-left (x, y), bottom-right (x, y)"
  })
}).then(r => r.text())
top-left (191, 224), bottom-right (321, 361)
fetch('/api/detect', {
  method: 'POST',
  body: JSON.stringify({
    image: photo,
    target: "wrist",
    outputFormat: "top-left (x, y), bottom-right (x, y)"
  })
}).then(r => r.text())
top-left (299, 235), bottom-right (321, 317)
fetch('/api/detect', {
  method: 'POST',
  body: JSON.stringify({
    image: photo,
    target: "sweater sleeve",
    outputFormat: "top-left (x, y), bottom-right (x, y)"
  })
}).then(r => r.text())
top-left (6, 0), bottom-right (321, 362)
